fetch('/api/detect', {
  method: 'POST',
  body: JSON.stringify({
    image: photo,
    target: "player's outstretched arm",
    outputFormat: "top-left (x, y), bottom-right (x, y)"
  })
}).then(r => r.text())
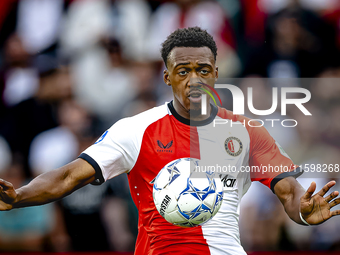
top-left (0, 158), bottom-right (96, 211)
top-left (274, 177), bottom-right (340, 225)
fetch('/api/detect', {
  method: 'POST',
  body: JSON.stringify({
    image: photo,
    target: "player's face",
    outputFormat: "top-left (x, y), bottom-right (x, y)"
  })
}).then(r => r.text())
top-left (164, 47), bottom-right (218, 120)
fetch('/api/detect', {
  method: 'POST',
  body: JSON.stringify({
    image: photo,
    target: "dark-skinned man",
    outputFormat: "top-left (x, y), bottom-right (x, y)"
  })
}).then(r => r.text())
top-left (1, 27), bottom-right (339, 255)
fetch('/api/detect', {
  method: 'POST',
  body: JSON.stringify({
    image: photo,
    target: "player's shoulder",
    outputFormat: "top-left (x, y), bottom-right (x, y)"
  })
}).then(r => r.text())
top-left (109, 102), bottom-right (169, 131)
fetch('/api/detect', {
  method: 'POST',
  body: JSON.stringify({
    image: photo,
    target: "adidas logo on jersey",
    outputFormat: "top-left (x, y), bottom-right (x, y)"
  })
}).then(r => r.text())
top-left (219, 174), bottom-right (236, 188)
top-left (157, 140), bottom-right (173, 153)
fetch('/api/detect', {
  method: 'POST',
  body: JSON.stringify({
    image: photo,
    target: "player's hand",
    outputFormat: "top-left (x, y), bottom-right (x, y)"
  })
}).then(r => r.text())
top-left (300, 181), bottom-right (340, 225)
top-left (0, 178), bottom-right (17, 211)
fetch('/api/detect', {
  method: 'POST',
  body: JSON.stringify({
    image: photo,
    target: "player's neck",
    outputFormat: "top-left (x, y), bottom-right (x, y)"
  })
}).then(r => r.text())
top-left (172, 101), bottom-right (212, 122)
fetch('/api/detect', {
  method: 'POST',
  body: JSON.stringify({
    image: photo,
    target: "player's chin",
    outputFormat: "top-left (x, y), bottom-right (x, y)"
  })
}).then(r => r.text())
top-left (188, 104), bottom-right (202, 118)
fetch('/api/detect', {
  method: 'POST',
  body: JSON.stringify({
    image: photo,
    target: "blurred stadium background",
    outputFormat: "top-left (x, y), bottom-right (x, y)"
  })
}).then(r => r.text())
top-left (0, 0), bottom-right (340, 253)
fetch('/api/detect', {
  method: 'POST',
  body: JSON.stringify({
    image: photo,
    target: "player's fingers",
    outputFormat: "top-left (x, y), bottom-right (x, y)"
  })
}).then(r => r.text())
top-left (325, 191), bottom-right (339, 203)
top-left (0, 186), bottom-right (4, 199)
top-left (0, 200), bottom-right (12, 211)
top-left (329, 197), bottom-right (340, 208)
top-left (0, 179), bottom-right (13, 189)
top-left (317, 181), bottom-right (336, 197)
top-left (331, 209), bottom-right (340, 217)
top-left (301, 181), bottom-right (316, 200)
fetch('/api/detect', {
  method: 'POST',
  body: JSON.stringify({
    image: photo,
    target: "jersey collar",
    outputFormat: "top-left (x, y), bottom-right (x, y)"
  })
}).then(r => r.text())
top-left (167, 101), bottom-right (218, 126)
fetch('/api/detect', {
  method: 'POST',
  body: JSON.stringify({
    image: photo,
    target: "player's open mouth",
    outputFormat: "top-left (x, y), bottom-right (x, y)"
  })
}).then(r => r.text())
top-left (188, 91), bottom-right (203, 103)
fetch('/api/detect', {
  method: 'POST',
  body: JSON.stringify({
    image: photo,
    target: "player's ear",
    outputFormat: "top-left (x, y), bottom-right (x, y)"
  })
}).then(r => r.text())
top-left (215, 66), bottom-right (219, 81)
top-left (164, 69), bottom-right (171, 86)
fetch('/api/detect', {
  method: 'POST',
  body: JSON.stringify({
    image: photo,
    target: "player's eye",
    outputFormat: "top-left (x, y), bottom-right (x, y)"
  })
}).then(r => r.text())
top-left (200, 70), bottom-right (209, 75)
top-left (179, 70), bottom-right (188, 76)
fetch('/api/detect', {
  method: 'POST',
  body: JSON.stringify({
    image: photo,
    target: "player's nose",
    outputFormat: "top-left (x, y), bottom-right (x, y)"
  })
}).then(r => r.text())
top-left (188, 77), bottom-right (203, 87)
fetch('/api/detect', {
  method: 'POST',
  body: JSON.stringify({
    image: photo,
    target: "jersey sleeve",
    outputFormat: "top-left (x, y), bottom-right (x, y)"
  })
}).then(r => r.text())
top-left (246, 119), bottom-right (303, 193)
top-left (79, 118), bottom-right (139, 185)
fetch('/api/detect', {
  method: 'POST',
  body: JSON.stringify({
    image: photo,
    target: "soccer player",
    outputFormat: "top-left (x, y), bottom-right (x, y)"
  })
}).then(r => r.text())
top-left (0, 27), bottom-right (339, 255)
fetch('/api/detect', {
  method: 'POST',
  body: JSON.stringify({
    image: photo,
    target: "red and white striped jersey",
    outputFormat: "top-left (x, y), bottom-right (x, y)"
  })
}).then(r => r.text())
top-left (79, 101), bottom-right (302, 255)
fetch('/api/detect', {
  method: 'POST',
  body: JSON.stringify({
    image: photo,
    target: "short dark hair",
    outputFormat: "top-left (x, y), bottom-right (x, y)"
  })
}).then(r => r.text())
top-left (161, 27), bottom-right (217, 68)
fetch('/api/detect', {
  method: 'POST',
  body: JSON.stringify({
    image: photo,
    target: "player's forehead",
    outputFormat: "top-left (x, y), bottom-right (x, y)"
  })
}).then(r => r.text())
top-left (167, 47), bottom-right (215, 69)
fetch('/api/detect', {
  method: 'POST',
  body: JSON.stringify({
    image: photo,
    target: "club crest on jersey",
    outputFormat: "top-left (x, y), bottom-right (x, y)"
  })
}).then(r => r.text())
top-left (224, 137), bottom-right (243, 157)
top-left (157, 140), bottom-right (173, 153)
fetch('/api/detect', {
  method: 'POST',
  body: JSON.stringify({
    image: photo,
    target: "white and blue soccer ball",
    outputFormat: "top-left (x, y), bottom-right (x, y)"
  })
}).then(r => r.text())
top-left (153, 158), bottom-right (223, 227)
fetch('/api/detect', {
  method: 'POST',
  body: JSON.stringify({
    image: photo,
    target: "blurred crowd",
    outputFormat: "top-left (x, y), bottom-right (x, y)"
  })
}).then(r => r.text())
top-left (0, 0), bottom-right (339, 252)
